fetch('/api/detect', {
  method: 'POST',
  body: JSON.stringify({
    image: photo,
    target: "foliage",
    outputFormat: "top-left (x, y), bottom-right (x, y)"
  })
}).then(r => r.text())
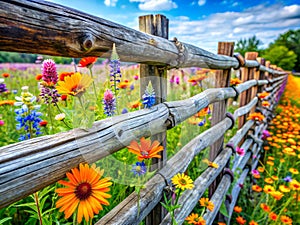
top-left (263, 45), bottom-right (297, 71)
top-left (234, 35), bottom-right (263, 57)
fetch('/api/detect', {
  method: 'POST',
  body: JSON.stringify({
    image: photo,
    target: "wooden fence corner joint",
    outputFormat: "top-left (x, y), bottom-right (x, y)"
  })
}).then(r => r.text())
top-left (223, 168), bottom-right (234, 183)
top-left (225, 112), bottom-right (235, 129)
top-left (233, 53), bottom-right (245, 70)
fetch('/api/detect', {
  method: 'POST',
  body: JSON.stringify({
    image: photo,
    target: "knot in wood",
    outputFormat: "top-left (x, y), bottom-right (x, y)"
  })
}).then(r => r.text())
top-left (82, 34), bottom-right (95, 51)
top-left (172, 37), bottom-right (186, 68)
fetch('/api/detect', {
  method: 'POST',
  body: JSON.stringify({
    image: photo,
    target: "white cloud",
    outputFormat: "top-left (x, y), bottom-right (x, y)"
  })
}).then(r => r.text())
top-left (130, 0), bottom-right (178, 11)
top-left (104, 0), bottom-right (118, 7)
top-left (198, 0), bottom-right (206, 6)
top-left (169, 4), bottom-right (300, 52)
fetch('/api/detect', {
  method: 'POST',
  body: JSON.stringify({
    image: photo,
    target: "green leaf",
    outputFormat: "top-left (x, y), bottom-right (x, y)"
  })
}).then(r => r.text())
top-left (219, 201), bottom-right (229, 217)
top-left (0, 217), bottom-right (12, 224)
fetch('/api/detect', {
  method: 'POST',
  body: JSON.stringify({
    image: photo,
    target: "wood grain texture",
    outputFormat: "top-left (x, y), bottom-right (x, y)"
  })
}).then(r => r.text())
top-left (0, 0), bottom-right (289, 74)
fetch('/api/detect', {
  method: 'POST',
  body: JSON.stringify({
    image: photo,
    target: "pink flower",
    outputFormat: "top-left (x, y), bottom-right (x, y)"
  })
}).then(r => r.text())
top-left (133, 75), bottom-right (139, 80)
top-left (251, 170), bottom-right (260, 176)
top-left (0, 120), bottom-right (4, 126)
top-left (41, 59), bottom-right (58, 85)
top-left (175, 76), bottom-right (180, 85)
top-left (236, 147), bottom-right (245, 156)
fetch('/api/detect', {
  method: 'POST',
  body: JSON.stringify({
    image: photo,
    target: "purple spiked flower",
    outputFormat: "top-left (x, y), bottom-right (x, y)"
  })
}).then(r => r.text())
top-left (103, 89), bottom-right (116, 117)
top-left (0, 83), bottom-right (7, 93)
top-left (142, 81), bottom-right (155, 108)
top-left (41, 59), bottom-right (58, 85)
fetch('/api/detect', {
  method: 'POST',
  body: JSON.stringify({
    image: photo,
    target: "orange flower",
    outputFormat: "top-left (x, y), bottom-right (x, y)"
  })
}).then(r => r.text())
top-left (217, 223), bottom-right (226, 225)
top-left (257, 167), bottom-right (265, 173)
top-left (118, 81), bottom-right (130, 89)
top-left (202, 159), bottom-right (218, 168)
top-left (247, 112), bottom-right (264, 122)
top-left (230, 78), bottom-right (242, 86)
top-left (280, 215), bottom-right (293, 224)
top-left (287, 138), bottom-right (296, 145)
top-left (270, 191), bottom-right (284, 200)
top-left (269, 212), bottom-right (277, 221)
top-left (266, 160), bottom-right (274, 166)
top-left (289, 179), bottom-right (300, 191)
top-left (199, 198), bottom-right (214, 211)
top-left (233, 206), bottom-right (242, 213)
top-left (0, 100), bottom-right (15, 106)
top-left (129, 100), bottom-right (142, 109)
top-left (252, 185), bottom-right (262, 192)
top-left (35, 74), bottom-right (42, 80)
top-left (260, 203), bottom-right (270, 212)
top-left (258, 92), bottom-right (269, 99)
top-left (249, 220), bottom-right (258, 225)
top-left (56, 163), bottom-right (112, 224)
top-left (289, 168), bottom-right (299, 174)
top-left (59, 72), bottom-right (74, 81)
top-left (127, 137), bottom-right (164, 160)
top-left (279, 185), bottom-right (290, 193)
top-left (264, 178), bottom-right (274, 184)
top-left (185, 213), bottom-right (206, 225)
top-left (262, 101), bottom-right (270, 107)
top-left (236, 216), bottom-right (246, 225)
top-left (78, 57), bottom-right (98, 68)
top-left (2, 73), bottom-right (9, 78)
top-left (271, 175), bottom-right (278, 180)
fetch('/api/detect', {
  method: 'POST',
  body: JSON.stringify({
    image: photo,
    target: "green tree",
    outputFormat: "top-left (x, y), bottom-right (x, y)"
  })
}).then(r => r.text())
top-left (271, 29), bottom-right (300, 71)
top-left (235, 35), bottom-right (263, 57)
top-left (263, 45), bottom-right (297, 71)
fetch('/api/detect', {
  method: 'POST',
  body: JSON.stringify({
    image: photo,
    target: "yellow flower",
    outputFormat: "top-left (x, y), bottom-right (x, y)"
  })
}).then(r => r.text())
top-left (271, 175), bottom-right (278, 181)
top-left (56, 72), bottom-right (93, 97)
top-left (199, 198), bottom-right (214, 211)
top-left (289, 168), bottom-right (299, 174)
top-left (258, 92), bottom-right (269, 99)
top-left (185, 213), bottom-right (206, 225)
top-left (263, 185), bottom-right (275, 194)
top-left (56, 163), bottom-right (112, 224)
top-left (257, 167), bottom-right (265, 173)
top-left (202, 159), bottom-right (218, 168)
top-left (279, 185), bottom-right (290, 193)
top-left (264, 178), bottom-right (274, 184)
top-left (262, 101), bottom-right (270, 107)
top-left (230, 78), bottom-right (242, 86)
top-left (171, 173), bottom-right (194, 191)
top-left (289, 179), bottom-right (300, 191)
top-left (266, 161), bottom-right (274, 166)
top-left (269, 191), bottom-right (284, 200)
top-left (252, 185), bottom-right (262, 192)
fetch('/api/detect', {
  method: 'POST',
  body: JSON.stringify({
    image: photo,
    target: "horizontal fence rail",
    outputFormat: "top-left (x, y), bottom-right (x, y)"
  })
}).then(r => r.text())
top-left (0, 76), bottom-right (284, 208)
top-left (0, 0), bottom-right (288, 74)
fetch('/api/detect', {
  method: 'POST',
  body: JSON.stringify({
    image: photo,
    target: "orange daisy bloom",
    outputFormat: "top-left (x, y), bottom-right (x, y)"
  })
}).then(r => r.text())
top-left (234, 206), bottom-right (242, 213)
top-left (127, 137), bottom-right (164, 160)
top-left (217, 223), bottom-right (226, 225)
top-left (263, 185), bottom-right (275, 194)
top-left (56, 163), bottom-right (112, 224)
top-left (129, 100), bottom-right (142, 109)
top-left (78, 57), bottom-right (98, 68)
top-left (262, 101), bottom-right (270, 107)
top-left (35, 74), bottom-right (43, 81)
top-left (279, 185), bottom-right (290, 193)
top-left (0, 100), bottom-right (15, 106)
top-left (252, 185), bottom-right (262, 192)
top-left (185, 213), bottom-right (206, 225)
top-left (2, 73), bottom-right (9, 78)
top-left (247, 112), bottom-right (264, 122)
top-left (202, 159), bottom-right (218, 168)
top-left (289, 168), bottom-right (299, 174)
top-left (260, 203), bottom-right (270, 212)
top-left (270, 191), bottom-right (284, 200)
top-left (280, 215), bottom-right (293, 224)
top-left (118, 80), bottom-right (130, 89)
top-left (230, 78), bottom-right (242, 86)
top-left (199, 198), bottom-right (214, 211)
top-left (249, 220), bottom-right (258, 225)
top-left (257, 167), bottom-right (264, 173)
top-left (258, 92), bottom-right (269, 99)
top-left (264, 178), bottom-right (274, 184)
top-left (289, 179), bottom-right (300, 191)
top-left (56, 72), bottom-right (93, 97)
top-left (269, 212), bottom-right (277, 221)
top-left (236, 216), bottom-right (246, 225)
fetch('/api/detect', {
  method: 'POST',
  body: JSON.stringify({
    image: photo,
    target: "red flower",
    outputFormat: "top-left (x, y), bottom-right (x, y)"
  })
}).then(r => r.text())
top-left (39, 120), bottom-right (48, 127)
top-left (35, 74), bottom-right (43, 81)
top-left (78, 57), bottom-right (98, 68)
top-left (60, 95), bottom-right (68, 101)
top-left (2, 73), bottom-right (10, 78)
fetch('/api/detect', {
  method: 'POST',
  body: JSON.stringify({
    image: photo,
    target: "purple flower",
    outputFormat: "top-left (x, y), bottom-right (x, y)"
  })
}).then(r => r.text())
top-left (103, 89), bottom-right (116, 117)
top-left (39, 86), bottom-right (60, 105)
top-left (175, 76), bottom-right (180, 85)
top-left (236, 147), bottom-right (245, 156)
top-left (0, 83), bottom-right (8, 93)
top-left (238, 183), bottom-right (244, 189)
top-left (41, 59), bottom-right (58, 85)
top-left (131, 161), bottom-right (147, 176)
top-left (262, 130), bottom-right (270, 139)
top-left (170, 75), bottom-right (175, 83)
top-left (283, 176), bottom-right (292, 182)
top-left (130, 84), bottom-right (134, 91)
top-left (133, 75), bottom-right (139, 80)
top-left (110, 44), bottom-right (122, 95)
top-left (121, 108), bottom-right (128, 114)
top-left (198, 118), bottom-right (206, 126)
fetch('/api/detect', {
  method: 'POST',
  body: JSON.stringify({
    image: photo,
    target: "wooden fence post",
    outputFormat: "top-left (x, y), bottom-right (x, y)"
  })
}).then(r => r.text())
top-left (139, 14), bottom-right (168, 224)
top-left (209, 42), bottom-right (234, 198)
top-left (238, 52), bottom-right (258, 128)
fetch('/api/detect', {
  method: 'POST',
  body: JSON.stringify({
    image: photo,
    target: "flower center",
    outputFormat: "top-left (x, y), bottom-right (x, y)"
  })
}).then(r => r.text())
top-left (136, 166), bottom-right (141, 172)
top-left (141, 150), bottom-right (149, 156)
top-left (179, 178), bottom-right (187, 185)
top-left (75, 182), bottom-right (92, 200)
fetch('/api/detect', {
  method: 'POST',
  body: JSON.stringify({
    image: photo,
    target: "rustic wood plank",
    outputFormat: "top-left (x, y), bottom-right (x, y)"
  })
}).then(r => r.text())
top-left (0, 0), bottom-right (288, 74)
top-left (139, 14), bottom-right (169, 224)
top-left (209, 42), bottom-right (234, 198)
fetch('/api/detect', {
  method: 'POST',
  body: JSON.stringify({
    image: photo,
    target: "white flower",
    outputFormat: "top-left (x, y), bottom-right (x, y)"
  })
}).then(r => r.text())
top-left (55, 113), bottom-right (65, 121)
top-left (0, 78), bottom-right (4, 83)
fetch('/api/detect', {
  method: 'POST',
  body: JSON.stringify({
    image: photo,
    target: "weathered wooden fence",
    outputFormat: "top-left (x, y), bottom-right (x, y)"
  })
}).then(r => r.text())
top-left (0, 0), bottom-right (288, 224)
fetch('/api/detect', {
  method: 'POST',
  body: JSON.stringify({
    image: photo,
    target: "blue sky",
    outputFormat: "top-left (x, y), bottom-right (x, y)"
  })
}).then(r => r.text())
top-left (48, 0), bottom-right (300, 52)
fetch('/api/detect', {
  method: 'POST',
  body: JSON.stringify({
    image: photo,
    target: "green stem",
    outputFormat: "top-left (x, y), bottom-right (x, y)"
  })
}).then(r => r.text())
top-left (48, 104), bottom-right (54, 133)
top-left (89, 68), bottom-right (98, 99)
top-left (34, 192), bottom-right (43, 225)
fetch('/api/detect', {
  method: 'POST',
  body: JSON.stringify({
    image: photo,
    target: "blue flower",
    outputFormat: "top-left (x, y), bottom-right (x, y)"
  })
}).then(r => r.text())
top-left (198, 118), bottom-right (206, 126)
top-left (142, 81), bottom-right (155, 108)
top-left (121, 108), bottom-right (128, 114)
top-left (283, 176), bottom-right (292, 182)
top-left (131, 161), bottom-right (147, 176)
top-left (103, 89), bottom-right (116, 117)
